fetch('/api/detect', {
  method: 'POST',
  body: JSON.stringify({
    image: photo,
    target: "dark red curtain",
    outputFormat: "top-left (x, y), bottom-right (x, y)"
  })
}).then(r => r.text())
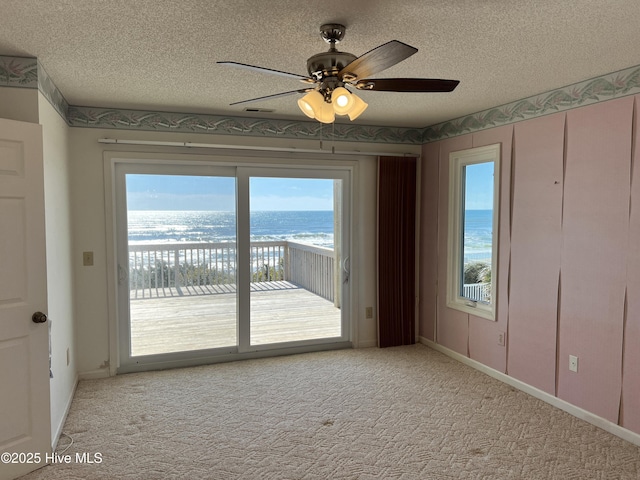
top-left (377, 156), bottom-right (416, 347)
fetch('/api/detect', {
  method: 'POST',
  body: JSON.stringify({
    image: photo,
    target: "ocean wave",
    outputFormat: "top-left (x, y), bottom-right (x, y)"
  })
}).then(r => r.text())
top-left (127, 210), bottom-right (335, 248)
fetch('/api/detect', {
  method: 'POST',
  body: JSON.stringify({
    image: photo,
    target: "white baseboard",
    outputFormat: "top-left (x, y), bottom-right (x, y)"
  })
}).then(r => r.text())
top-left (419, 336), bottom-right (640, 448)
top-left (356, 339), bottom-right (378, 348)
top-left (52, 374), bottom-right (78, 450)
top-left (78, 369), bottom-right (110, 380)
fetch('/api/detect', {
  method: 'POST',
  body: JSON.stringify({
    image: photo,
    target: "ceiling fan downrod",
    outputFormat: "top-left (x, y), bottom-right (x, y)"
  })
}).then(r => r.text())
top-left (320, 23), bottom-right (346, 50)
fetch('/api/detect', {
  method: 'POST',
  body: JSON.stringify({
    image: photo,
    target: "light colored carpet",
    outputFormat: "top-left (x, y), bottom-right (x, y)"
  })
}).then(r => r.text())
top-left (21, 345), bottom-right (640, 479)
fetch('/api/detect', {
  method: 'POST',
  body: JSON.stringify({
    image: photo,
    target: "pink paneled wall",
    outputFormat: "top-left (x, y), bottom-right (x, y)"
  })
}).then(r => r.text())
top-left (508, 113), bottom-right (565, 394)
top-left (418, 142), bottom-right (440, 341)
top-left (435, 136), bottom-right (472, 355)
top-left (622, 95), bottom-right (640, 432)
top-left (419, 96), bottom-right (640, 435)
top-left (558, 97), bottom-right (632, 422)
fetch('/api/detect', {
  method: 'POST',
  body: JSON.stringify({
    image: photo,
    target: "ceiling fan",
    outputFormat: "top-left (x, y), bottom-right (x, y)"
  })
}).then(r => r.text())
top-left (217, 24), bottom-right (459, 124)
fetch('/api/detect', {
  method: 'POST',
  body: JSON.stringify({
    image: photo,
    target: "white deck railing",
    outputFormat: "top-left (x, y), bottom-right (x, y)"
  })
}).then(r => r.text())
top-left (128, 240), bottom-right (336, 302)
top-left (286, 241), bottom-right (335, 303)
top-left (463, 282), bottom-right (491, 303)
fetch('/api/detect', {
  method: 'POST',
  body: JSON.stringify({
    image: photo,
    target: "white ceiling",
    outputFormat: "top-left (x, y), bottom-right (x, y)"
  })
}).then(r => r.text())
top-left (2, 1), bottom-right (640, 128)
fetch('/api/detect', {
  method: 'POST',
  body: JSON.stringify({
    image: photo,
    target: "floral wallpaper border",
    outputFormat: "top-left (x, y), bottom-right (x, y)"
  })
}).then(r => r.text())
top-left (66, 106), bottom-right (423, 144)
top-left (0, 55), bottom-right (69, 119)
top-left (37, 62), bottom-right (69, 119)
top-left (423, 64), bottom-right (640, 143)
top-left (4, 55), bottom-right (640, 145)
top-left (0, 55), bottom-right (38, 88)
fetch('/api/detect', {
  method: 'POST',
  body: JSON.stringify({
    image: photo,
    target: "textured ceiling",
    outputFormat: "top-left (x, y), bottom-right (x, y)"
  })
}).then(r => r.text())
top-left (2, 1), bottom-right (640, 128)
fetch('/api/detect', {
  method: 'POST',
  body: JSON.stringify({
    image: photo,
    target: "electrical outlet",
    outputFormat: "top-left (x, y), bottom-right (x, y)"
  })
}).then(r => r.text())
top-left (569, 355), bottom-right (578, 373)
top-left (83, 251), bottom-right (94, 266)
top-left (497, 332), bottom-right (505, 346)
top-left (365, 307), bottom-right (373, 319)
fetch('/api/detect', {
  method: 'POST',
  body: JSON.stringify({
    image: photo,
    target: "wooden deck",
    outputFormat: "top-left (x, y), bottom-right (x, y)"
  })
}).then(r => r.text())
top-left (129, 281), bottom-right (341, 356)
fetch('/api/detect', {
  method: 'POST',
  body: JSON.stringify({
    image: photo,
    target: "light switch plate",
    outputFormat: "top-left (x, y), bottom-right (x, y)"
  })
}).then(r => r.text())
top-left (83, 251), bottom-right (94, 266)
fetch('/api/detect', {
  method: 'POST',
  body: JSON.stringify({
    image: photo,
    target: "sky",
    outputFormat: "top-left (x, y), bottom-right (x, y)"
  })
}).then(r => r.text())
top-left (125, 166), bottom-right (494, 211)
top-left (126, 175), bottom-right (335, 211)
top-left (464, 162), bottom-right (494, 210)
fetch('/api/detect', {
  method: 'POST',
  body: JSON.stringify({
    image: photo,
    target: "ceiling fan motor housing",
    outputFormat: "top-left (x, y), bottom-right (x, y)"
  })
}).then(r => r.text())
top-left (307, 51), bottom-right (357, 80)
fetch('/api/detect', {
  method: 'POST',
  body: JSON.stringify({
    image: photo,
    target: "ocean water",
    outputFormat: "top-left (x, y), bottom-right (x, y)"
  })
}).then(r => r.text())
top-left (127, 210), bottom-right (335, 247)
top-left (128, 209), bottom-right (493, 254)
top-left (463, 209), bottom-right (493, 262)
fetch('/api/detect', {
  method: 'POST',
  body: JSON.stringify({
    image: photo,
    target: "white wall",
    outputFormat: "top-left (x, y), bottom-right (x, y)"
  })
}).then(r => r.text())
top-left (69, 127), bottom-right (410, 375)
top-left (38, 93), bottom-right (77, 445)
top-left (0, 87), bottom-right (39, 123)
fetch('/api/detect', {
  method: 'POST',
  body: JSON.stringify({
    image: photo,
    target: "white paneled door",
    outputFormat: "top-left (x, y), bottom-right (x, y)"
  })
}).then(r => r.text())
top-left (0, 119), bottom-right (51, 480)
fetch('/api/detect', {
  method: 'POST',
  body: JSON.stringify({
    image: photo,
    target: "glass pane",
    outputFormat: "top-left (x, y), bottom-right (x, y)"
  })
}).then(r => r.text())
top-left (126, 174), bottom-right (237, 355)
top-left (248, 177), bottom-right (342, 346)
top-left (461, 162), bottom-right (494, 303)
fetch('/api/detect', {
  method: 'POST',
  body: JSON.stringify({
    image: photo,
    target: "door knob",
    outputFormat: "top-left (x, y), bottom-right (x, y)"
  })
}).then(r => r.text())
top-left (32, 312), bottom-right (48, 323)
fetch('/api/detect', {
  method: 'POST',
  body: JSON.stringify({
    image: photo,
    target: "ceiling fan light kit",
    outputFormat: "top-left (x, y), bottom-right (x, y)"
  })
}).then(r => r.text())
top-left (315, 99), bottom-right (336, 124)
top-left (346, 94), bottom-right (368, 121)
top-left (331, 86), bottom-right (367, 119)
top-left (296, 85), bottom-right (368, 123)
top-left (297, 89), bottom-right (354, 123)
top-left (219, 24), bottom-right (459, 124)
top-left (297, 91), bottom-right (322, 119)
top-left (332, 87), bottom-right (352, 112)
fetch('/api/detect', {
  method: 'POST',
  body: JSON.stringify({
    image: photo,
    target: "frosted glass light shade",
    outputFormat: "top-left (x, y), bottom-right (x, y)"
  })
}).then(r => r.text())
top-left (315, 101), bottom-right (335, 123)
top-left (297, 91), bottom-right (324, 119)
top-left (298, 100), bottom-right (315, 118)
top-left (331, 87), bottom-right (354, 115)
top-left (347, 95), bottom-right (368, 120)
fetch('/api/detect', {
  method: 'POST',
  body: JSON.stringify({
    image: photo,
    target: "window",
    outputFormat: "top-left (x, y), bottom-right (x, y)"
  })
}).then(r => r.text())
top-left (447, 144), bottom-right (500, 320)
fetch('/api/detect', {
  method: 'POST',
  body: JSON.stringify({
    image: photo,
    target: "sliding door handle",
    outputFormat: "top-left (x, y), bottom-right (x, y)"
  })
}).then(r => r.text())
top-left (342, 256), bottom-right (350, 284)
top-left (118, 264), bottom-right (129, 285)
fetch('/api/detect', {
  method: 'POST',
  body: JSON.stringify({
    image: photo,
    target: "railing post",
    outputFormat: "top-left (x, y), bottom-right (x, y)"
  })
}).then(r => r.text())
top-left (174, 248), bottom-right (181, 289)
top-left (284, 241), bottom-right (290, 281)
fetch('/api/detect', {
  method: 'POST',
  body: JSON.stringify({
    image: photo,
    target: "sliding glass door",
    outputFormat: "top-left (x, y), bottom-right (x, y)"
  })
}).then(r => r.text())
top-left (247, 175), bottom-right (345, 347)
top-left (126, 176), bottom-right (238, 356)
top-left (115, 164), bottom-right (238, 366)
top-left (115, 162), bottom-right (350, 371)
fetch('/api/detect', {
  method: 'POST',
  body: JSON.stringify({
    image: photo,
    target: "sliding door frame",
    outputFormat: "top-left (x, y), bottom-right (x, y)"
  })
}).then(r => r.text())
top-left (104, 151), bottom-right (360, 374)
top-left (237, 166), bottom-right (352, 353)
top-left (113, 162), bottom-right (238, 371)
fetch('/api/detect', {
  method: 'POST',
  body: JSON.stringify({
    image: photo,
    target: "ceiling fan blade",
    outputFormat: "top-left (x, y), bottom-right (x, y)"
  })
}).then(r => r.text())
top-left (217, 61), bottom-right (312, 81)
top-left (339, 40), bottom-right (418, 80)
top-left (229, 89), bottom-right (313, 106)
top-left (355, 78), bottom-right (460, 92)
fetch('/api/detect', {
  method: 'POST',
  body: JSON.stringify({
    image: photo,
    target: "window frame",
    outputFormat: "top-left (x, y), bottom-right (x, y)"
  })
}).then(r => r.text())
top-left (446, 143), bottom-right (500, 321)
